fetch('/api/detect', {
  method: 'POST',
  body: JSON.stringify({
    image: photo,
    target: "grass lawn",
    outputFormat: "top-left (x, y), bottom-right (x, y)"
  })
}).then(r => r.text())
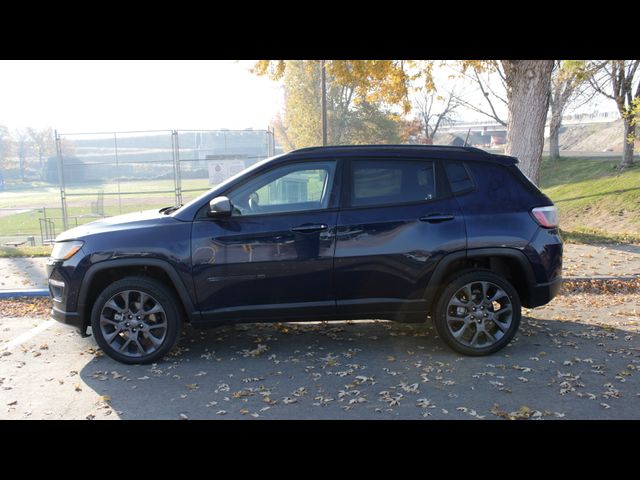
top-left (0, 245), bottom-right (52, 257)
top-left (540, 157), bottom-right (640, 243)
top-left (0, 204), bottom-right (164, 236)
top-left (0, 178), bottom-right (211, 209)
top-left (0, 178), bottom-right (212, 236)
top-left (1, 157), bottom-right (639, 245)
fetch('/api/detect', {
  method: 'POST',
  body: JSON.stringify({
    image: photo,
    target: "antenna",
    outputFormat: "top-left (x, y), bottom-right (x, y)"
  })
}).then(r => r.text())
top-left (463, 128), bottom-right (471, 147)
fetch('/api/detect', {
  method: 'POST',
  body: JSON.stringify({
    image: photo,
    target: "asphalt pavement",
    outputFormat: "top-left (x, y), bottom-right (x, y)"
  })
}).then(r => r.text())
top-left (1, 292), bottom-right (638, 420)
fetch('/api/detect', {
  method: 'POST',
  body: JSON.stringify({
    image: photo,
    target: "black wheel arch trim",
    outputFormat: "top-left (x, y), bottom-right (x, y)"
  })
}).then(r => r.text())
top-left (77, 258), bottom-right (200, 332)
top-left (424, 247), bottom-right (538, 312)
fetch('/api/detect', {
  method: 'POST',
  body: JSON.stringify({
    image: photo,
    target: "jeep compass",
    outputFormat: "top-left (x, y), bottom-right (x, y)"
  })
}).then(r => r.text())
top-left (47, 145), bottom-right (562, 364)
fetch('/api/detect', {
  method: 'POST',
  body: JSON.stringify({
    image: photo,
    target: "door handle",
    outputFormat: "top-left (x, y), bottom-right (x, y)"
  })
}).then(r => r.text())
top-left (419, 214), bottom-right (455, 223)
top-left (291, 223), bottom-right (329, 234)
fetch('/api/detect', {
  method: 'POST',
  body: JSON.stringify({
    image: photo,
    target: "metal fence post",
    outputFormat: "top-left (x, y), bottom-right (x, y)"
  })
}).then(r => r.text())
top-left (114, 133), bottom-right (122, 215)
top-left (268, 127), bottom-right (275, 156)
top-left (55, 130), bottom-right (69, 231)
top-left (172, 130), bottom-right (182, 206)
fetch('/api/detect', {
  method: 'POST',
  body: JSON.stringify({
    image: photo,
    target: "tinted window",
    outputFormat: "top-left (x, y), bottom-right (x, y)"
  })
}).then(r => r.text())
top-left (445, 162), bottom-right (474, 194)
top-left (351, 160), bottom-right (435, 207)
top-left (228, 161), bottom-right (336, 216)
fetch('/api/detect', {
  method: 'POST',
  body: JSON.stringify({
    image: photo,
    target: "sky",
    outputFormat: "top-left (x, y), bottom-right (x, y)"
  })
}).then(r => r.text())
top-left (0, 60), bottom-right (284, 133)
top-left (0, 60), bottom-right (618, 135)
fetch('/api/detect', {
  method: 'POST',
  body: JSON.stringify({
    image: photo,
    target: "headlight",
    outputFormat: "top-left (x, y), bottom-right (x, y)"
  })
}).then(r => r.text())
top-left (51, 240), bottom-right (84, 260)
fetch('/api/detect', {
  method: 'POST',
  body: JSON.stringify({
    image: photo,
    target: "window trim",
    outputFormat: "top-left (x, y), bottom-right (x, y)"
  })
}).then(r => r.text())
top-left (196, 158), bottom-right (342, 220)
top-left (345, 157), bottom-right (439, 209)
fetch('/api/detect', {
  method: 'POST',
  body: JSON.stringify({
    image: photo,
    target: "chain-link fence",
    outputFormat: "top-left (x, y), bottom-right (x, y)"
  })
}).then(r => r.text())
top-left (0, 128), bottom-right (276, 246)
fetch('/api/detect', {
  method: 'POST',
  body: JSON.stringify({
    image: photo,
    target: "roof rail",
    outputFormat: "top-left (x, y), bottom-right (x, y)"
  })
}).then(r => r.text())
top-left (292, 144), bottom-right (490, 154)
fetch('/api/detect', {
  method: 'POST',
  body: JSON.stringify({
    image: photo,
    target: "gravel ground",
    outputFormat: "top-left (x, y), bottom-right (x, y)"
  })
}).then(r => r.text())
top-left (1, 291), bottom-right (639, 420)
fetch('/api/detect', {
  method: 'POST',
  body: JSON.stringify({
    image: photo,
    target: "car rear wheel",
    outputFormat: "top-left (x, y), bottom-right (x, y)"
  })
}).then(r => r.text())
top-left (434, 270), bottom-right (521, 356)
top-left (91, 277), bottom-right (182, 364)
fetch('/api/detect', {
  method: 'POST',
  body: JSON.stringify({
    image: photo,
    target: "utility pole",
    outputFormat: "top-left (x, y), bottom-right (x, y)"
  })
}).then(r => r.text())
top-left (321, 60), bottom-right (328, 146)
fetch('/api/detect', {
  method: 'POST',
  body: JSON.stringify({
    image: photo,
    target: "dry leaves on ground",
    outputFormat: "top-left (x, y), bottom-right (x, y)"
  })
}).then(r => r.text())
top-left (0, 298), bottom-right (51, 317)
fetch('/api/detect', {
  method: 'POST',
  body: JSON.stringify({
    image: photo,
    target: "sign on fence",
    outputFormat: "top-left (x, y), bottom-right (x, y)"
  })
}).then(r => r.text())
top-left (207, 155), bottom-right (247, 186)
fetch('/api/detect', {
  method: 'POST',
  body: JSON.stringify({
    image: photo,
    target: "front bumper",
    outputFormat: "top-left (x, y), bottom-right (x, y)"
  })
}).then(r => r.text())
top-left (51, 305), bottom-right (83, 328)
top-left (47, 257), bottom-right (88, 335)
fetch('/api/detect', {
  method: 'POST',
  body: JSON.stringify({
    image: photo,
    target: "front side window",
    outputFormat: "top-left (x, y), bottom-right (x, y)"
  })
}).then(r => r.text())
top-left (228, 161), bottom-right (336, 216)
top-left (351, 160), bottom-right (436, 207)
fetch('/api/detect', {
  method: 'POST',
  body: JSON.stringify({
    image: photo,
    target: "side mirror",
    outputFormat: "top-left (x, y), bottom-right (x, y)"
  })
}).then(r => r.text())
top-left (207, 196), bottom-right (233, 218)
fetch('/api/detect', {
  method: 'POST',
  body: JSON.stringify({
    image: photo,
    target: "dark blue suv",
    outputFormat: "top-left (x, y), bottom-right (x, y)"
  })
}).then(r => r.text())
top-left (47, 145), bottom-right (562, 364)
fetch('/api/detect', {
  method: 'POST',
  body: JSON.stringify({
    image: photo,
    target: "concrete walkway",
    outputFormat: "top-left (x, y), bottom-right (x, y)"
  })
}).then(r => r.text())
top-left (563, 243), bottom-right (640, 278)
top-left (0, 243), bottom-right (638, 292)
top-left (0, 257), bottom-right (49, 290)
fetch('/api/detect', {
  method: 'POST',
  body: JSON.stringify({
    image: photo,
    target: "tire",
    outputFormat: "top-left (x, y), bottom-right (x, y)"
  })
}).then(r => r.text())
top-left (90, 276), bottom-right (182, 364)
top-left (433, 270), bottom-right (521, 356)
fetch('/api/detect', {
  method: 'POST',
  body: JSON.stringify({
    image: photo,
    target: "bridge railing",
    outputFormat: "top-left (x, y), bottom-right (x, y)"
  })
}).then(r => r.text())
top-left (439, 111), bottom-right (619, 132)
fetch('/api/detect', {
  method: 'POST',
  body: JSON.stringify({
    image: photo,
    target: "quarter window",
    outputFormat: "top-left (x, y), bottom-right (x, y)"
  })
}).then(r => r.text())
top-left (445, 162), bottom-right (474, 194)
top-left (351, 160), bottom-right (436, 207)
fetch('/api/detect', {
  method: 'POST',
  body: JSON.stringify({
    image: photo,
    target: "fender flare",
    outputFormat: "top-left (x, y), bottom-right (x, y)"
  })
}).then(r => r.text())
top-left (424, 248), bottom-right (537, 311)
top-left (77, 258), bottom-right (200, 328)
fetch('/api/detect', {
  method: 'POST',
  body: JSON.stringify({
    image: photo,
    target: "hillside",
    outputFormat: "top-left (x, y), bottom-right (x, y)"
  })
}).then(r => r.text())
top-left (540, 157), bottom-right (640, 242)
top-left (545, 120), bottom-right (628, 152)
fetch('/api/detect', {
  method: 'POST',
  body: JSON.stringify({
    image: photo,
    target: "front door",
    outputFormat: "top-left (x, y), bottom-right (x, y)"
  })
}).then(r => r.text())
top-left (191, 160), bottom-right (340, 323)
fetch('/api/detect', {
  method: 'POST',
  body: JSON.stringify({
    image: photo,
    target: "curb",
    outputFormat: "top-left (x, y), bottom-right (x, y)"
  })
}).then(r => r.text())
top-left (563, 276), bottom-right (640, 282)
top-left (0, 289), bottom-right (49, 299)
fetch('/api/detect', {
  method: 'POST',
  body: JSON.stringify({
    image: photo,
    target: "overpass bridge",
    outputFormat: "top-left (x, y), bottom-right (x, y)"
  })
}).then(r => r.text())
top-left (438, 111), bottom-right (619, 145)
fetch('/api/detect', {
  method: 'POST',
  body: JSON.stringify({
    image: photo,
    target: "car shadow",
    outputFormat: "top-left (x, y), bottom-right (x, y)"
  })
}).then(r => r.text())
top-left (79, 316), bottom-right (640, 420)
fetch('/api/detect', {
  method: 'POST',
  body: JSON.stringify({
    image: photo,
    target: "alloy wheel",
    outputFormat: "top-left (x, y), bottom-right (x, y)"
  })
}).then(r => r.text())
top-left (445, 281), bottom-right (513, 349)
top-left (98, 290), bottom-right (168, 358)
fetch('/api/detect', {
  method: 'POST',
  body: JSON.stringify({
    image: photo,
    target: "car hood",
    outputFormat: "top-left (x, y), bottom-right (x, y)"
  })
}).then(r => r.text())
top-left (55, 209), bottom-right (178, 241)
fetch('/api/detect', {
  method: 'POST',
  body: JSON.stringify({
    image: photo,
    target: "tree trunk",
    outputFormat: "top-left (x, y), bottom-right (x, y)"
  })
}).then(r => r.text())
top-left (548, 110), bottom-right (562, 160)
top-left (620, 117), bottom-right (635, 168)
top-left (502, 60), bottom-right (554, 185)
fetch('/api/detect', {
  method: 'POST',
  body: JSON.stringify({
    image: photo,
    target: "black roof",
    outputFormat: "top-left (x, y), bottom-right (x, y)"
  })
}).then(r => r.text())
top-left (285, 144), bottom-right (518, 165)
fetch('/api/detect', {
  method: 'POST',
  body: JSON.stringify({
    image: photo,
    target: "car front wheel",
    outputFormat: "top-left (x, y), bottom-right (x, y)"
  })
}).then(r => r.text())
top-left (90, 277), bottom-right (182, 364)
top-left (434, 270), bottom-right (521, 356)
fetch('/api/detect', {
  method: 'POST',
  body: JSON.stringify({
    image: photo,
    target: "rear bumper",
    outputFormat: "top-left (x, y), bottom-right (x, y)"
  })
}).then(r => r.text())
top-left (526, 276), bottom-right (562, 308)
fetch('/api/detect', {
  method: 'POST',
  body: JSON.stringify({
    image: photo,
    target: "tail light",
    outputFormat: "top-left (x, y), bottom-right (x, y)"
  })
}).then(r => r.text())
top-left (532, 206), bottom-right (559, 228)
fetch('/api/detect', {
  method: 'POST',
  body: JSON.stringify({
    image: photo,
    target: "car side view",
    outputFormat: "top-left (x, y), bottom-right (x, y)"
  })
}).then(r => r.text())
top-left (47, 145), bottom-right (563, 364)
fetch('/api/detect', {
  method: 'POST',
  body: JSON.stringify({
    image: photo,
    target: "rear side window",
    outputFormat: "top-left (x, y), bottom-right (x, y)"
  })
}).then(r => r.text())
top-left (445, 162), bottom-right (474, 194)
top-left (351, 160), bottom-right (436, 207)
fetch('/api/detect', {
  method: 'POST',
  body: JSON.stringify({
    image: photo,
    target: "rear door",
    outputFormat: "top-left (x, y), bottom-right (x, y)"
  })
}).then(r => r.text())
top-left (334, 157), bottom-right (466, 319)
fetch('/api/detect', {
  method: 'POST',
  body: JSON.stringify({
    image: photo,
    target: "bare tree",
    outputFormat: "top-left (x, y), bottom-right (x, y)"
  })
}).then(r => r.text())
top-left (0, 126), bottom-right (12, 169)
top-left (548, 60), bottom-right (598, 160)
top-left (414, 90), bottom-right (461, 142)
top-left (27, 127), bottom-right (55, 172)
top-left (588, 60), bottom-right (640, 168)
top-left (454, 61), bottom-right (507, 126)
top-left (14, 129), bottom-right (32, 181)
